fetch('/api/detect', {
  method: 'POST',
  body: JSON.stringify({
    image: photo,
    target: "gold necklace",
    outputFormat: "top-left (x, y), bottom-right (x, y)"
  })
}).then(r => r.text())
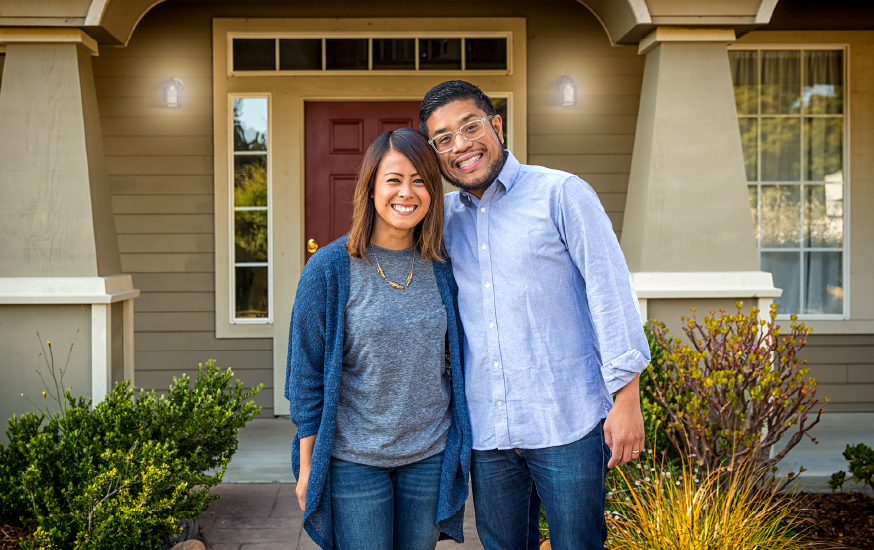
top-left (371, 246), bottom-right (415, 290)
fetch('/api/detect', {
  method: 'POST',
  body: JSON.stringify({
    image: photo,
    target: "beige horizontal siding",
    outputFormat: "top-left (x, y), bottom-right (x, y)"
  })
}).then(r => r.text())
top-left (799, 334), bottom-right (874, 412)
top-left (96, 10), bottom-right (272, 415)
top-left (110, 175), bottom-right (214, 195)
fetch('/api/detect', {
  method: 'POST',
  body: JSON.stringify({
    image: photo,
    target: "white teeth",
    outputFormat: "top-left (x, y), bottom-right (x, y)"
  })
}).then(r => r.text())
top-left (392, 205), bottom-right (415, 213)
top-left (458, 154), bottom-right (482, 169)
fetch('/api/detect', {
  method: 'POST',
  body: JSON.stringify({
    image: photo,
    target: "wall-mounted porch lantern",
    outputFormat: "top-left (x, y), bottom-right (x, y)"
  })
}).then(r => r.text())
top-left (557, 73), bottom-right (577, 106)
top-left (163, 77), bottom-right (184, 108)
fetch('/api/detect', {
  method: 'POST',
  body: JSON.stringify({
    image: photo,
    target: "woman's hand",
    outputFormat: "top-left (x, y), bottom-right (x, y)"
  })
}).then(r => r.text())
top-left (296, 466), bottom-right (310, 511)
top-left (296, 434), bottom-right (317, 511)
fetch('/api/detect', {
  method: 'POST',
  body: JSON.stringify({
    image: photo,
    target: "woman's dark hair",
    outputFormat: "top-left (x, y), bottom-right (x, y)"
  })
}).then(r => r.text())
top-left (419, 80), bottom-right (497, 137)
top-left (346, 127), bottom-right (445, 262)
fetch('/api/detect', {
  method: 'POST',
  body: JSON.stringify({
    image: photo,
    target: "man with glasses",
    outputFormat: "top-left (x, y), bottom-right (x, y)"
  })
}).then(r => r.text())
top-left (419, 80), bottom-right (650, 550)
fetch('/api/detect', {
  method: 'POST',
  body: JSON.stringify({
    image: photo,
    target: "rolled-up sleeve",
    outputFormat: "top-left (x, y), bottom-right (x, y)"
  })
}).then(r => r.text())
top-left (285, 264), bottom-right (328, 438)
top-left (556, 176), bottom-right (651, 395)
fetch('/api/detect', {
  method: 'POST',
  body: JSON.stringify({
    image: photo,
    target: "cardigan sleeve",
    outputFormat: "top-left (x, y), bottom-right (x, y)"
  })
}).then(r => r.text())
top-left (286, 257), bottom-right (330, 439)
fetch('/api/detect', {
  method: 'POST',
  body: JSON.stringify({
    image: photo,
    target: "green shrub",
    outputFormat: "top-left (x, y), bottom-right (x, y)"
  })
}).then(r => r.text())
top-left (648, 303), bottom-right (826, 472)
top-left (0, 336), bottom-right (262, 550)
top-left (830, 442), bottom-right (874, 493)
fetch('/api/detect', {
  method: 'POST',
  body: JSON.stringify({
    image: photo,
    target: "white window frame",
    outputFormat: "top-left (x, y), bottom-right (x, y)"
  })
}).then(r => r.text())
top-left (729, 44), bottom-right (850, 321)
top-left (227, 93), bottom-right (274, 327)
top-left (227, 31), bottom-right (514, 77)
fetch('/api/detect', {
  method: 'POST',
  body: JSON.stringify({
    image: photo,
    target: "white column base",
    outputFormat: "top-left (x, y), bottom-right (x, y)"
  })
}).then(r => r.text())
top-left (632, 271), bottom-right (782, 325)
top-left (0, 276), bottom-right (139, 404)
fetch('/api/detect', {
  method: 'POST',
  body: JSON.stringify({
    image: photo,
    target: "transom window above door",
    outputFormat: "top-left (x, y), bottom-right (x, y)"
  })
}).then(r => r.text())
top-left (229, 34), bottom-right (510, 74)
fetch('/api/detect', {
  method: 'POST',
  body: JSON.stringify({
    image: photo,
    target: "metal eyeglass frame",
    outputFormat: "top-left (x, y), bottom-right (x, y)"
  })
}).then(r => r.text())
top-left (428, 115), bottom-right (496, 154)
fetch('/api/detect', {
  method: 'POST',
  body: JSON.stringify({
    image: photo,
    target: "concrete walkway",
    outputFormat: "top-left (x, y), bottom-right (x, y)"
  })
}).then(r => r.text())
top-left (200, 412), bottom-right (874, 549)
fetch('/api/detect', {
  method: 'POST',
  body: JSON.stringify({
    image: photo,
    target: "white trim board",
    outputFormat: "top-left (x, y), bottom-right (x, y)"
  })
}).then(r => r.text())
top-left (632, 271), bottom-right (782, 299)
top-left (0, 275), bottom-right (140, 304)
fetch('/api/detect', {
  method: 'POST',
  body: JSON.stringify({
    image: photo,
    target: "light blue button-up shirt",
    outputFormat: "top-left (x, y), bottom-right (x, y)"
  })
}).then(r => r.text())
top-left (443, 151), bottom-right (650, 450)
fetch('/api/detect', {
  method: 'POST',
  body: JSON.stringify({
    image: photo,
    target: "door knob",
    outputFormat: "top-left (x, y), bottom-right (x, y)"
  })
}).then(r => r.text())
top-left (307, 239), bottom-right (319, 253)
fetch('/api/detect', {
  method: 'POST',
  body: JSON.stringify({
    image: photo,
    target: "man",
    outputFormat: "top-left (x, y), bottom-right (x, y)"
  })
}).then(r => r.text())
top-left (419, 80), bottom-right (650, 550)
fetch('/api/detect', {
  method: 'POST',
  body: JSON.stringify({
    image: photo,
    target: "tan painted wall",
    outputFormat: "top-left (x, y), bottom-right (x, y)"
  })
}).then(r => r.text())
top-left (0, 305), bottom-right (92, 445)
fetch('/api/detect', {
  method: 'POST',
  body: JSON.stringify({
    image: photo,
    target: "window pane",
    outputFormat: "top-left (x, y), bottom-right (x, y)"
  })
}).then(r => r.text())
top-left (419, 38), bottom-right (461, 70)
top-left (235, 266), bottom-right (268, 319)
top-left (760, 185), bottom-right (801, 248)
top-left (761, 251), bottom-right (801, 314)
top-left (804, 50), bottom-right (843, 114)
top-left (761, 51), bottom-right (800, 114)
top-left (279, 39), bottom-right (322, 70)
top-left (760, 117), bottom-right (800, 181)
top-left (233, 97), bottom-right (268, 151)
top-left (234, 155), bottom-right (267, 207)
top-left (805, 183), bottom-right (843, 248)
top-left (235, 211), bottom-right (268, 263)
top-left (466, 38), bottom-right (508, 70)
top-left (804, 117), bottom-right (842, 181)
top-left (491, 96), bottom-right (509, 146)
top-left (804, 251), bottom-right (842, 314)
top-left (738, 117), bottom-right (757, 181)
top-left (729, 50), bottom-right (758, 115)
top-left (748, 185), bottom-right (758, 242)
top-left (233, 39), bottom-right (275, 71)
top-left (372, 38), bottom-right (415, 70)
top-left (326, 39), bottom-right (368, 70)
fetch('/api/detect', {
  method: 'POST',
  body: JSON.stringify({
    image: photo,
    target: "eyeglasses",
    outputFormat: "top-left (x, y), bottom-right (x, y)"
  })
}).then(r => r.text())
top-left (428, 115), bottom-right (496, 154)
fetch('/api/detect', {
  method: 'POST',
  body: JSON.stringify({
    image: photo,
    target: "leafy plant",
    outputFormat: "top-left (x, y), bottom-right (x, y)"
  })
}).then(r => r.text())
top-left (830, 443), bottom-right (874, 494)
top-left (640, 324), bottom-right (676, 462)
top-left (648, 303), bottom-right (825, 472)
top-left (606, 453), bottom-right (817, 550)
top-left (0, 335), bottom-right (263, 549)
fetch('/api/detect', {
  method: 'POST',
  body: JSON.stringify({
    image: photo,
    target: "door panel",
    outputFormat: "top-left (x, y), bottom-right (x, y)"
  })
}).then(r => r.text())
top-left (304, 101), bottom-right (421, 260)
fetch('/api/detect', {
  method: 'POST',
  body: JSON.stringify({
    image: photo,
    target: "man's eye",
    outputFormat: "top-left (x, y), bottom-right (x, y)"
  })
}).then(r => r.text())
top-left (436, 135), bottom-right (453, 146)
top-left (463, 122), bottom-right (482, 135)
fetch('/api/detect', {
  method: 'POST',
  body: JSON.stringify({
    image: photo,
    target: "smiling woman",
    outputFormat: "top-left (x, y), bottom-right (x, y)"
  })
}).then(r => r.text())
top-left (285, 126), bottom-right (471, 550)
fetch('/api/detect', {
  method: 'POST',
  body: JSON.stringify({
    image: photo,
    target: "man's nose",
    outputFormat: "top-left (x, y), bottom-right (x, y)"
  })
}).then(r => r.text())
top-left (453, 132), bottom-right (473, 153)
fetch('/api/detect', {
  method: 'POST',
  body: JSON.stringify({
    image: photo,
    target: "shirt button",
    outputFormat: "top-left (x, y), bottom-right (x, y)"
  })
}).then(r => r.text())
top-left (497, 401), bottom-right (503, 407)
top-left (493, 361), bottom-right (499, 368)
top-left (481, 207), bottom-right (486, 212)
top-left (489, 322), bottom-right (495, 329)
top-left (481, 244), bottom-right (487, 250)
top-left (485, 282), bottom-right (491, 288)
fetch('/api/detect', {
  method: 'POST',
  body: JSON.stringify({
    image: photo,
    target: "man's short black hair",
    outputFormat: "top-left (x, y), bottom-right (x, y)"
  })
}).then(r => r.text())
top-left (419, 80), bottom-right (497, 137)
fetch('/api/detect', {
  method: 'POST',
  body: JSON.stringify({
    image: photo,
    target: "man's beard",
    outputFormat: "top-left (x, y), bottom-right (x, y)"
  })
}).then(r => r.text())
top-left (443, 149), bottom-right (507, 193)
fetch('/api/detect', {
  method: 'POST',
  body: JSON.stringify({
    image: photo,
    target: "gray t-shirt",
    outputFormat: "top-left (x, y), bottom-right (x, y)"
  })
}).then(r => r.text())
top-left (332, 245), bottom-right (452, 467)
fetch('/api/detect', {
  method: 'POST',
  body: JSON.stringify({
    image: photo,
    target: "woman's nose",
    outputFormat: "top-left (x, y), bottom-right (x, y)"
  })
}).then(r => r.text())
top-left (397, 181), bottom-right (414, 197)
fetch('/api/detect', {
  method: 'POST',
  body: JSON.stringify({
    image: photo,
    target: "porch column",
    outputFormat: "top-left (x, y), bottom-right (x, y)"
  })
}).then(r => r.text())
top-left (620, 28), bottom-right (780, 333)
top-left (0, 30), bottom-right (138, 417)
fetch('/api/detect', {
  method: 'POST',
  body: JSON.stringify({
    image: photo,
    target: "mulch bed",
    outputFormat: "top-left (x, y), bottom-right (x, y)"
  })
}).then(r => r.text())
top-left (793, 491), bottom-right (874, 550)
top-left (0, 524), bottom-right (31, 550)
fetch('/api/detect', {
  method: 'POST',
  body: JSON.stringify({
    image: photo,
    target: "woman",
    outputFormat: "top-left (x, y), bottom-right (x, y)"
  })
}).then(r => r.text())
top-left (285, 127), bottom-right (471, 550)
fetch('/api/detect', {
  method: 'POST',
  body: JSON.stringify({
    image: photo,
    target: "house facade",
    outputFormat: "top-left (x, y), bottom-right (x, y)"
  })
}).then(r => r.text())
top-left (0, 0), bottom-right (872, 431)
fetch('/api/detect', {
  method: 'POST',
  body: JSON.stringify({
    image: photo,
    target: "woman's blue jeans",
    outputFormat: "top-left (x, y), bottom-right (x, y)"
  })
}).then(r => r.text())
top-left (471, 421), bottom-right (610, 550)
top-left (330, 452), bottom-right (443, 550)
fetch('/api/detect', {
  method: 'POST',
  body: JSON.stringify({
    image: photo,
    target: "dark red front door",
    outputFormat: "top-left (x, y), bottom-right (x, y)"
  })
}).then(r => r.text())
top-left (304, 101), bottom-right (421, 260)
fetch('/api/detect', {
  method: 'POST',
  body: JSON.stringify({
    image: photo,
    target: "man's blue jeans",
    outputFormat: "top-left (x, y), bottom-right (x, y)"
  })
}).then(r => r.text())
top-left (330, 452), bottom-right (443, 550)
top-left (471, 421), bottom-right (610, 550)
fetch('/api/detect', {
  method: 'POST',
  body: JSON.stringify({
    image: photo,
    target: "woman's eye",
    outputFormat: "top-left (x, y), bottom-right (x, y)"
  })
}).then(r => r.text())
top-left (414, 178), bottom-right (425, 185)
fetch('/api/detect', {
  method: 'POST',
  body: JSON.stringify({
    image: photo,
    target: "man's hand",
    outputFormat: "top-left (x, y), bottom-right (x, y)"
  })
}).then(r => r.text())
top-left (604, 373), bottom-right (645, 468)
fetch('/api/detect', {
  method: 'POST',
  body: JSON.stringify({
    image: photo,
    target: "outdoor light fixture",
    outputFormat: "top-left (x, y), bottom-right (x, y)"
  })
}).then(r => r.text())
top-left (163, 77), bottom-right (184, 108)
top-left (557, 73), bottom-right (577, 106)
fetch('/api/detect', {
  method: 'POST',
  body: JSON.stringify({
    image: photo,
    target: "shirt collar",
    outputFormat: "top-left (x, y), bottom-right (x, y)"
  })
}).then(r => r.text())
top-left (458, 150), bottom-right (518, 205)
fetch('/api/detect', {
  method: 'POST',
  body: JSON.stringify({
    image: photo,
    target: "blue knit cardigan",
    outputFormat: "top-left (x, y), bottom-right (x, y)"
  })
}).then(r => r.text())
top-left (285, 237), bottom-right (472, 550)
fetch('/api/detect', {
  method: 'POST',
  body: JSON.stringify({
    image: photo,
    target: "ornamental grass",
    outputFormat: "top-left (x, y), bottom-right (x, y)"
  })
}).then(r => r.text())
top-left (605, 453), bottom-right (835, 550)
